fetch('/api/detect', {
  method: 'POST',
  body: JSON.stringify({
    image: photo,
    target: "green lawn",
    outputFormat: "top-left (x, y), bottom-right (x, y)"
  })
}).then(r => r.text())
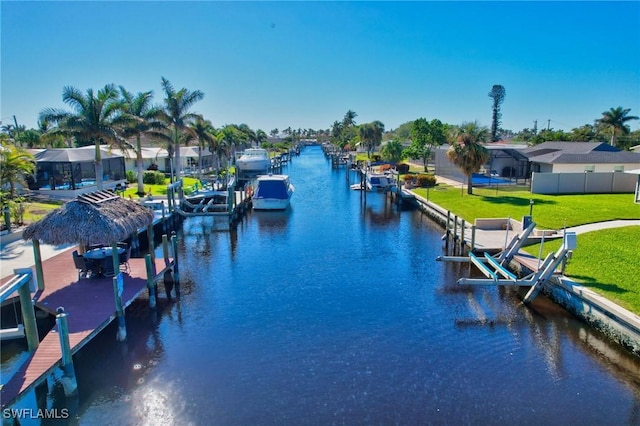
top-left (523, 227), bottom-right (640, 313)
top-left (413, 185), bottom-right (640, 229)
top-left (122, 177), bottom-right (200, 198)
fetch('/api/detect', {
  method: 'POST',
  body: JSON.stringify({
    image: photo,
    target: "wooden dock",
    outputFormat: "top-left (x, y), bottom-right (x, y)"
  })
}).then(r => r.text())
top-left (0, 247), bottom-right (171, 408)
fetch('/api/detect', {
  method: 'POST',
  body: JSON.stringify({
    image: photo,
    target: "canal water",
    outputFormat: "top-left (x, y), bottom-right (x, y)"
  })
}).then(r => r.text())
top-left (46, 146), bottom-right (640, 424)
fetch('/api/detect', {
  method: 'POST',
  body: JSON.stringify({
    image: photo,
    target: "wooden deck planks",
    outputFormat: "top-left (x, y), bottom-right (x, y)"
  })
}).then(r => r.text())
top-left (1, 247), bottom-right (171, 408)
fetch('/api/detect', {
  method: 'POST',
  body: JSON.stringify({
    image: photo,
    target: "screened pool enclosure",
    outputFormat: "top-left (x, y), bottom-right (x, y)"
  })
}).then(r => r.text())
top-left (29, 146), bottom-right (126, 194)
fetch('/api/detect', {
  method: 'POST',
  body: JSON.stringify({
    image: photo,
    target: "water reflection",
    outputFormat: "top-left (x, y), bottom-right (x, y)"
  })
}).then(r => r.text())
top-left (254, 209), bottom-right (292, 235)
top-left (361, 194), bottom-right (400, 227)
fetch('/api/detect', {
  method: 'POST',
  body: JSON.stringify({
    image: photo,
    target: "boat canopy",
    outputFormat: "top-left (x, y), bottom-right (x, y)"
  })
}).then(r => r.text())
top-left (256, 180), bottom-right (288, 199)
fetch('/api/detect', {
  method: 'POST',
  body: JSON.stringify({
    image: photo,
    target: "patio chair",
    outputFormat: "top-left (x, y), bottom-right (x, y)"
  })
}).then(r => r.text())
top-left (101, 258), bottom-right (116, 278)
top-left (119, 244), bottom-right (131, 273)
top-left (72, 250), bottom-right (94, 279)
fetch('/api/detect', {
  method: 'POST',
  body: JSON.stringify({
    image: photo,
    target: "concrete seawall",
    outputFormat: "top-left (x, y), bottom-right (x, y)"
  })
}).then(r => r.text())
top-left (544, 277), bottom-right (640, 355)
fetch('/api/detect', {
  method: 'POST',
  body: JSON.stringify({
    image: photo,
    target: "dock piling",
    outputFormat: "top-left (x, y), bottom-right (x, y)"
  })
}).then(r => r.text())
top-left (112, 275), bottom-right (127, 341)
top-left (145, 255), bottom-right (157, 309)
top-left (55, 307), bottom-right (78, 397)
top-left (162, 235), bottom-right (170, 267)
top-left (171, 233), bottom-right (180, 297)
top-left (18, 280), bottom-right (39, 352)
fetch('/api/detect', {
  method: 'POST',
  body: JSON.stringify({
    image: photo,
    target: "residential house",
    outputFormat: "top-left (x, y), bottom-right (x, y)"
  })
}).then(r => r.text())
top-left (523, 141), bottom-right (640, 173)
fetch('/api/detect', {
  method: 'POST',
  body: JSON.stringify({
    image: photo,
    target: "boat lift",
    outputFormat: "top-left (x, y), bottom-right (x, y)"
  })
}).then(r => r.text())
top-left (437, 221), bottom-right (577, 304)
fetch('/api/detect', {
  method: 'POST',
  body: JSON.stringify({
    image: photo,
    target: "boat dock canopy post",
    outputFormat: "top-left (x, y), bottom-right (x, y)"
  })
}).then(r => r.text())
top-left (32, 240), bottom-right (45, 291)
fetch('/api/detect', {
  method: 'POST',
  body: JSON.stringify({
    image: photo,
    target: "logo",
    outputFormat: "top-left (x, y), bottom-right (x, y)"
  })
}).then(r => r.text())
top-left (2, 408), bottom-right (70, 420)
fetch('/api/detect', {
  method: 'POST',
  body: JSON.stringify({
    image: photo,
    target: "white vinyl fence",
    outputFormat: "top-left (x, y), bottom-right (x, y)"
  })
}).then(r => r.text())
top-left (531, 172), bottom-right (637, 194)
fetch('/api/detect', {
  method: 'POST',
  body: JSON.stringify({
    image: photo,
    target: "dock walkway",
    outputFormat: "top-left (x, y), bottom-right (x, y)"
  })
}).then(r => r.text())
top-left (0, 247), bottom-right (170, 408)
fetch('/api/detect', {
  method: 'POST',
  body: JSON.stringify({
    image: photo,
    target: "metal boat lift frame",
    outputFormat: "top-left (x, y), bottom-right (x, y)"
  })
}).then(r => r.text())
top-left (437, 221), bottom-right (577, 304)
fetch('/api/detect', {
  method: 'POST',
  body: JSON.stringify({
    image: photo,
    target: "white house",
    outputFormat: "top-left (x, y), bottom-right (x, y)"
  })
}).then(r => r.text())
top-left (110, 146), bottom-right (214, 175)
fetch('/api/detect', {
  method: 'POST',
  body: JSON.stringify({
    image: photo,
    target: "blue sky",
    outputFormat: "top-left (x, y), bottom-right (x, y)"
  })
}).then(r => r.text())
top-left (2, 1), bottom-right (639, 134)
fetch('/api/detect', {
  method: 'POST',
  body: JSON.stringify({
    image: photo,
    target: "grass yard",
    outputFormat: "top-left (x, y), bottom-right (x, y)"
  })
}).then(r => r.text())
top-left (523, 226), bottom-right (640, 313)
top-left (122, 177), bottom-right (200, 199)
top-left (412, 185), bottom-right (640, 229)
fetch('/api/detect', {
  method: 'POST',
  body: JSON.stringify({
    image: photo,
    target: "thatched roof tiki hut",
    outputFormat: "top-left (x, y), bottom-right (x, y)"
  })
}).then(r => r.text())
top-left (23, 191), bottom-right (155, 289)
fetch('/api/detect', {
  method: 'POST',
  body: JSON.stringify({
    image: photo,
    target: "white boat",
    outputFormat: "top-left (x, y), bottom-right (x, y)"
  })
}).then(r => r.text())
top-left (252, 174), bottom-right (294, 210)
top-left (366, 171), bottom-right (397, 192)
top-left (236, 148), bottom-right (270, 174)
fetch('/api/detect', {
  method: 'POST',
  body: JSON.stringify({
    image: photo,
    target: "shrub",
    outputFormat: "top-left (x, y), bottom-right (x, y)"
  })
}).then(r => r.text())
top-left (126, 170), bottom-right (137, 184)
top-left (403, 174), bottom-right (415, 182)
top-left (143, 170), bottom-right (166, 185)
top-left (417, 174), bottom-right (436, 187)
top-left (8, 197), bottom-right (26, 226)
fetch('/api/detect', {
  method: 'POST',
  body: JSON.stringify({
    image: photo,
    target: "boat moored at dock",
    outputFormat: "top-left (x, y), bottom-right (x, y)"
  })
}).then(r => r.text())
top-left (236, 148), bottom-right (270, 175)
top-left (365, 170), bottom-right (397, 192)
top-left (252, 174), bottom-right (294, 210)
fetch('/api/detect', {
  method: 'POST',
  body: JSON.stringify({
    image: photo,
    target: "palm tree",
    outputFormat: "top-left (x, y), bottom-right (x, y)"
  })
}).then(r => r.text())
top-left (342, 110), bottom-right (357, 128)
top-left (189, 116), bottom-right (216, 180)
top-left (118, 87), bottom-right (165, 195)
top-left (446, 121), bottom-right (490, 195)
top-left (255, 129), bottom-right (268, 148)
top-left (371, 120), bottom-right (385, 153)
top-left (380, 139), bottom-right (404, 163)
top-left (39, 84), bottom-right (123, 190)
top-left (216, 125), bottom-right (244, 171)
top-left (597, 106), bottom-right (639, 147)
top-left (158, 77), bottom-right (204, 181)
top-left (358, 123), bottom-right (375, 157)
top-left (0, 142), bottom-right (36, 198)
top-left (237, 124), bottom-right (256, 148)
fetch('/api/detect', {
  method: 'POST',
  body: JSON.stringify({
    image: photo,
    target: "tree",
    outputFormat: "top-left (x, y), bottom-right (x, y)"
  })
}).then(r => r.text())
top-left (159, 77), bottom-right (204, 181)
top-left (488, 84), bottom-right (506, 142)
top-left (237, 124), bottom-right (256, 148)
top-left (569, 124), bottom-right (599, 142)
top-left (15, 129), bottom-right (42, 149)
top-left (330, 120), bottom-right (343, 146)
top-left (39, 84), bottom-right (123, 190)
top-left (391, 121), bottom-right (414, 141)
top-left (215, 125), bottom-right (245, 172)
top-left (380, 139), bottom-right (405, 163)
top-left (255, 129), bottom-right (268, 147)
top-left (0, 142), bottom-right (36, 198)
top-left (118, 87), bottom-right (165, 195)
top-left (405, 118), bottom-right (446, 172)
top-left (596, 106), bottom-right (639, 147)
top-left (188, 116), bottom-right (216, 181)
top-left (371, 120), bottom-right (385, 153)
top-left (358, 123), bottom-right (375, 157)
top-left (446, 121), bottom-right (490, 195)
top-left (342, 110), bottom-right (357, 128)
